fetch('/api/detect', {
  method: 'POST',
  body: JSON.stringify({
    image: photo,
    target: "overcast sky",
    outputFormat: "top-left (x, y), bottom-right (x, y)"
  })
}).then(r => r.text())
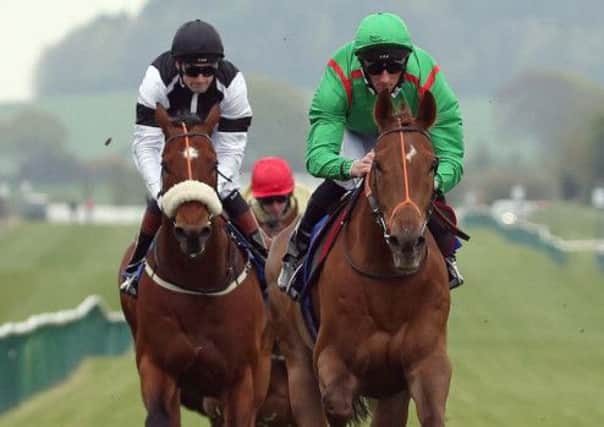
top-left (0, 0), bottom-right (146, 103)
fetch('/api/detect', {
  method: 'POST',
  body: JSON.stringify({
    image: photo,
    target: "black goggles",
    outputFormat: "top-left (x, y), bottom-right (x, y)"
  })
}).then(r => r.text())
top-left (258, 195), bottom-right (289, 205)
top-left (182, 64), bottom-right (217, 77)
top-left (364, 60), bottom-right (405, 76)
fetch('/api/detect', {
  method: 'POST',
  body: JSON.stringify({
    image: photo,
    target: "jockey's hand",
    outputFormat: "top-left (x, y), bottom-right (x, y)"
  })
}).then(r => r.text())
top-left (350, 150), bottom-right (375, 177)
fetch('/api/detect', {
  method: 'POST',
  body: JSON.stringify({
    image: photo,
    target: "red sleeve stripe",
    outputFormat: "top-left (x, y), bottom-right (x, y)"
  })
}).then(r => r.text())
top-left (421, 65), bottom-right (440, 94)
top-left (404, 73), bottom-right (420, 86)
top-left (351, 69), bottom-right (363, 79)
top-left (404, 65), bottom-right (440, 97)
top-left (328, 59), bottom-right (352, 106)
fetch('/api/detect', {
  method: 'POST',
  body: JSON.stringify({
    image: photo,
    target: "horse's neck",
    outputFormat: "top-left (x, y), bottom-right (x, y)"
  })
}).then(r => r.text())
top-left (347, 196), bottom-right (396, 271)
top-left (156, 219), bottom-right (232, 287)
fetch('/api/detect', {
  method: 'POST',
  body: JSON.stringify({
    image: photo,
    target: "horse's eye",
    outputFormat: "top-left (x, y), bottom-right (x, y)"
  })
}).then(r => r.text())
top-left (373, 161), bottom-right (382, 173)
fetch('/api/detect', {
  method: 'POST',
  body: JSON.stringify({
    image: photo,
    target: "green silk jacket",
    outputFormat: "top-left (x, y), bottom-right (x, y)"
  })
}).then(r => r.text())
top-left (306, 42), bottom-right (464, 193)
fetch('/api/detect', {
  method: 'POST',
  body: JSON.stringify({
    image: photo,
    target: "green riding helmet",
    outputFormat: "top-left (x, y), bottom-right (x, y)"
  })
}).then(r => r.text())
top-left (353, 12), bottom-right (413, 61)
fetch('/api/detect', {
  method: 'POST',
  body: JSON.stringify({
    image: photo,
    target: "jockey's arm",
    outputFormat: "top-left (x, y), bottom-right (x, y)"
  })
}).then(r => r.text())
top-left (131, 65), bottom-right (170, 199)
top-left (421, 53), bottom-right (464, 194)
top-left (305, 65), bottom-right (353, 181)
top-left (214, 72), bottom-right (253, 199)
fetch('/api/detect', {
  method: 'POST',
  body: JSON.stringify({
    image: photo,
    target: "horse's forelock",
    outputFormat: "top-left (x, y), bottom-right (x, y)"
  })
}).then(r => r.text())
top-left (170, 112), bottom-right (203, 128)
top-left (394, 104), bottom-right (414, 126)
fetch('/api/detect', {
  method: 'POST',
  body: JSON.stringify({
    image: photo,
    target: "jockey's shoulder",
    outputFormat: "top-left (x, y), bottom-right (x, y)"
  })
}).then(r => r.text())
top-left (292, 183), bottom-right (311, 211)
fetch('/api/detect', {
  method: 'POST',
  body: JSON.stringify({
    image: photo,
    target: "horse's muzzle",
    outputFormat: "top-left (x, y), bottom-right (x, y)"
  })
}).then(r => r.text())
top-left (174, 224), bottom-right (212, 258)
top-left (386, 231), bottom-right (426, 273)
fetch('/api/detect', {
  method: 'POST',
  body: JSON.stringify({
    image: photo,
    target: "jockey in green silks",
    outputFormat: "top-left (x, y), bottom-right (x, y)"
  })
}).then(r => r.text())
top-left (278, 12), bottom-right (465, 300)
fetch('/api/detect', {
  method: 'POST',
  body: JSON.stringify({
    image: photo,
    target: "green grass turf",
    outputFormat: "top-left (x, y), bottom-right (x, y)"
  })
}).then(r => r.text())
top-left (0, 222), bottom-right (135, 324)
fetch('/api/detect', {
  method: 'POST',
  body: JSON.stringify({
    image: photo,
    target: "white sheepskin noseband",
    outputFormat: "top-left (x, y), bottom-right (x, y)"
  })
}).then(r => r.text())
top-left (159, 180), bottom-right (223, 218)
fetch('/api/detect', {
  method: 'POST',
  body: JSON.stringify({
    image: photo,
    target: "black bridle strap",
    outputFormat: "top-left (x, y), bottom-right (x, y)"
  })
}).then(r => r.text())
top-left (165, 132), bottom-right (212, 144)
top-left (377, 126), bottom-right (431, 142)
top-left (165, 131), bottom-right (234, 184)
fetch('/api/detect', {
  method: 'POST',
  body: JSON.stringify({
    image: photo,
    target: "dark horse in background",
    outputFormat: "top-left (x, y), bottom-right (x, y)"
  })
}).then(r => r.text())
top-left (267, 90), bottom-right (452, 426)
top-left (119, 104), bottom-right (273, 427)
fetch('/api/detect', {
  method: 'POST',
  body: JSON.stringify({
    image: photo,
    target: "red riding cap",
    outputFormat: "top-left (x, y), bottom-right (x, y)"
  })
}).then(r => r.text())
top-left (251, 157), bottom-right (295, 198)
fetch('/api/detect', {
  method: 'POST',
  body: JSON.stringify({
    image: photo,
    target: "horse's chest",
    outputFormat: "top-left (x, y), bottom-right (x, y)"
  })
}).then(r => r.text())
top-left (351, 332), bottom-right (409, 396)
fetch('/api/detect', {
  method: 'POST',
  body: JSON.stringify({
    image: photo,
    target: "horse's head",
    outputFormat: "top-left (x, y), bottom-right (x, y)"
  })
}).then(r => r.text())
top-left (367, 90), bottom-right (439, 273)
top-left (155, 104), bottom-right (222, 258)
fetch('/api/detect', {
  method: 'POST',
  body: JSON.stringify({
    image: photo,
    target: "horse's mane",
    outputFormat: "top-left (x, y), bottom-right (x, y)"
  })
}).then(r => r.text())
top-left (170, 111), bottom-right (204, 127)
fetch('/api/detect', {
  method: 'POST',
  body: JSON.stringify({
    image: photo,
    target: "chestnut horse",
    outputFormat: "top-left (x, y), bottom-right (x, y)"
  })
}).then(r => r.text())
top-left (119, 104), bottom-right (272, 427)
top-left (267, 90), bottom-right (451, 426)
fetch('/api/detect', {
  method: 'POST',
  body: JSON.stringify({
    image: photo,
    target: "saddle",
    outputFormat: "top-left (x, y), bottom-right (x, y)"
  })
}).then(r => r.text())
top-left (292, 187), bottom-right (363, 340)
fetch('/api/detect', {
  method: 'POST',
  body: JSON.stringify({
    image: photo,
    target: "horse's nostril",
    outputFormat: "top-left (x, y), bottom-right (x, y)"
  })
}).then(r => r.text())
top-left (387, 235), bottom-right (400, 247)
top-left (174, 226), bottom-right (186, 240)
top-left (199, 225), bottom-right (211, 241)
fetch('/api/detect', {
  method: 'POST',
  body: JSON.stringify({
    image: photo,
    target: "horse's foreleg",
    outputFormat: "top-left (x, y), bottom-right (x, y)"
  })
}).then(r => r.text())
top-left (371, 389), bottom-right (411, 427)
top-left (316, 346), bottom-right (360, 427)
top-left (139, 355), bottom-right (181, 427)
top-left (221, 365), bottom-right (256, 427)
top-left (286, 347), bottom-right (327, 427)
top-left (252, 325), bottom-right (274, 417)
top-left (405, 350), bottom-right (451, 427)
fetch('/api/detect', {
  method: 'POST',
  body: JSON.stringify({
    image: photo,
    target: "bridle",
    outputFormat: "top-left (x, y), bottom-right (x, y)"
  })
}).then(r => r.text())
top-left (343, 125), bottom-right (438, 280)
top-left (150, 122), bottom-right (251, 296)
top-left (163, 124), bottom-right (233, 196)
top-left (364, 126), bottom-right (438, 243)
top-left (160, 123), bottom-right (221, 222)
top-left (163, 123), bottom-right (214, 186)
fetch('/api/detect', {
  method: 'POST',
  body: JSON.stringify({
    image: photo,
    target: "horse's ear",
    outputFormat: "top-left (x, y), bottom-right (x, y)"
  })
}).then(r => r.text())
top-left (202, 104), bottom-right (221, 135)
top-left (374, 90), bottom-right (394, 131)
top-left (155, 103), bottom-right (172, 132)
top-left (416, 91), bottom-right (437, 130)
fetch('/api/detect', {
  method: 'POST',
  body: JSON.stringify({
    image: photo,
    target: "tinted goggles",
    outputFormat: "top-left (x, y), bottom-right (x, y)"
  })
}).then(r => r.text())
top-left (364, 60), bottom-right (405, 76)
top-left (258, 195), bottom-right (289, 205)
top-left (182, 64), bottom-right (217, 77)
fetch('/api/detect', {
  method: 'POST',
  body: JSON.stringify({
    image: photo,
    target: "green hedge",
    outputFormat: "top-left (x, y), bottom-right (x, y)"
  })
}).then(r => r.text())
top-left (0, 297), bottom-right (130, 413)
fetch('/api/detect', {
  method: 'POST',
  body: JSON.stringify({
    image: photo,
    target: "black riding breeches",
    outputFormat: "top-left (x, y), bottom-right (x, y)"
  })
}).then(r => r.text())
top-left (298, 179), bottom-right (346, 238)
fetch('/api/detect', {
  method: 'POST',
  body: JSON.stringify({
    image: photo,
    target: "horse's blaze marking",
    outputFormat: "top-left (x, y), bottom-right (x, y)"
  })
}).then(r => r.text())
top-left (181, 123), bottom-right (194, 179)
top-left (183, 147), bottom-right (199, 160)
top-left (406, 144), bottom-right (417, 162)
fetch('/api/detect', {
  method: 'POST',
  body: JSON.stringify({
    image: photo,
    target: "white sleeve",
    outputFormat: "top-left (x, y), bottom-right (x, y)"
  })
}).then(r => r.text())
top-left (132, 125), bottom-right (164, 198)
top-left (214, 72), bottom-right (253, 197)
top-left (215, 132), bottom-right (246, 197)
top-left (131, 65), bottom-right (169, 198)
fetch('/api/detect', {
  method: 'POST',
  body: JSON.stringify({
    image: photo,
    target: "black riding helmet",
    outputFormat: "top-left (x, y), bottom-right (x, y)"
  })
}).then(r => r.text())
top-left (171, 19), bottom-right (224, 63)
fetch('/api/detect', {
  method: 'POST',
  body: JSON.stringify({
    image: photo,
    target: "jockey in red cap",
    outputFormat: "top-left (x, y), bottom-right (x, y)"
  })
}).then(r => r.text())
top-left (249, 157), bottom-right (301, 237)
